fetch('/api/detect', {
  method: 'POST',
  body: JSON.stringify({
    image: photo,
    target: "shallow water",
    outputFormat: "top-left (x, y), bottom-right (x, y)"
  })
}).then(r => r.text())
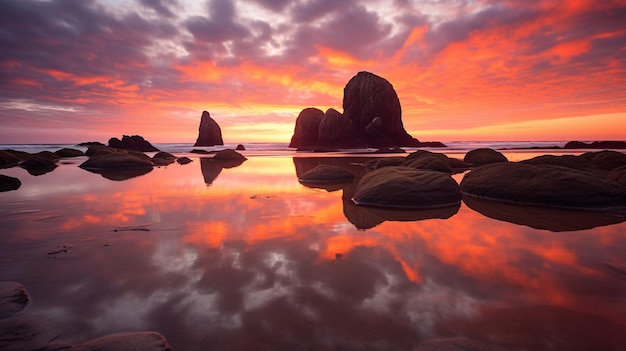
top-left (1, 151), bottom-right (626, 350)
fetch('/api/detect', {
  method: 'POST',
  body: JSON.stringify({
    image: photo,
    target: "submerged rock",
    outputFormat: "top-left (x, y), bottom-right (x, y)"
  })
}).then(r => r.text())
top-left (0, 175), bottom-right (21, 192)
top-left (460, 162), bottom-right (626, 210)
top-left (352, 166), bottom-right (462, 209)
top-left (463, 148), bottom-right (508, 167)
top-left (194, 111), bottom-right (224, 147)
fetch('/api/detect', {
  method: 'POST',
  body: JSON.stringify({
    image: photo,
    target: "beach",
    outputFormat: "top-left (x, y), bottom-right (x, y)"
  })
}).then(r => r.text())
top-left (1, 143), bottom-right (626, 350)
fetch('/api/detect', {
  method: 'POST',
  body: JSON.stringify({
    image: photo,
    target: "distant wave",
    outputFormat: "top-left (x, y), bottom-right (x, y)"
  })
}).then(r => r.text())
top-left (0, 141), bottom-right (576, 154)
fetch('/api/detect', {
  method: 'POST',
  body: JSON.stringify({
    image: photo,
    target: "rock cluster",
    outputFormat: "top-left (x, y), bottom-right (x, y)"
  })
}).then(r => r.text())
top-left (108, 135), bottom-right (159, 152)
top-left (289, 71), bottom-right (445, 150)
top-left (460, 149), bottom-right (626, 211)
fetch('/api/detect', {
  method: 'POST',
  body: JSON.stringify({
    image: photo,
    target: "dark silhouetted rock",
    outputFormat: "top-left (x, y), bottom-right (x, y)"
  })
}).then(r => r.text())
top-left (353, 166), bottom-right (462, 209)
top-left (80, 151), bottom-right (153, 171)
top-left (0, 175), bottom-right (21, 192)
top-left (289, 108), bottom-right (325, 148)
top-left (460, 162), bottom-right (626, 210)
top-left (0, 150), bottom-right (24, 168)
top-left (464, 148), bottom-right (508, 167)
top-left (318, 108), bottom-right (366, 148)
top-left (19, 156), bottom-right (57, 176)
top-left (54, 148), bottom-right (84, 158)
top-left (209, 149), bottom-right (247, 169)
top-left (108, 135), bottom-right (159, 152)
top-left (32, 151), bottom-right (60, 162)
top-left (343, 71), bottom-right (420, 147)
top-left (77, 141), bottom-right (105, 147)
top-left (368, 157), bottom-right (406, 169)
top-left (564, 140), bottom-right (626, 149)
top-left (194, 111), bottom-right (223, 147)
top-left (289, 72), bottom-right (445, 149)
top-left (190, 149), bottom-right (211, 154)
top-left (298, 165), bottom-right (355, 191)
top-left (463, 195), bottom-right (626, 232)
top-left (212, 149), bottom-right (246, 162)
top-left (609, 165), bottom-right (626, 185)
top-left (404, 150), bottom-right (470, 173)
top-left (521, 154), bottom-right (605, 175)
top-left (582, 150), bottom-right (626, 171)
top-left (151, 152), bottom-right (177, 166)
top-left (403, 150), bottom-right (452, 173)
top-left (85, 144), bottom-right (113, 157)
top-left (236, 144), bottom-right (246, 150)
top-left (176, 157), bottom-right (193, 165)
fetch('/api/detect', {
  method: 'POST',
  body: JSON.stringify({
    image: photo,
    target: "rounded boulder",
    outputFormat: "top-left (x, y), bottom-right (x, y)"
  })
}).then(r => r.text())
top-left (460, 162), bottom-right (626, 210)
top-left (352, 166), bottom-right (461, 209)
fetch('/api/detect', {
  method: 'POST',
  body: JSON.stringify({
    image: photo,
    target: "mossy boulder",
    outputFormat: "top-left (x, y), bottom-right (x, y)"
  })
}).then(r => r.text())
top-left (460, 162), bottom-right (626, 210)
top-left (464, 148), bottom-right (508, 167)
top-left (609, 165), bottom-right (626, 185)
top-left (352, 166), bottom-right (462, 209)
top-left (582, 150), bottom-right (626, 171)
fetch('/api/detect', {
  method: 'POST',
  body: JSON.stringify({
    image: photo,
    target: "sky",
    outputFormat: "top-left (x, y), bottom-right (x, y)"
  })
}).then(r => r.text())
top-left (0, 0), bottom-right (625, 144)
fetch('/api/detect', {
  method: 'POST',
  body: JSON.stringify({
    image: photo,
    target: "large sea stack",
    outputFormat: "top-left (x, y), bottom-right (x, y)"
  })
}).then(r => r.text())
top-left (343, 71), bottom-right (420, 148)
top-left (290, 71), bottom-right (441, 149)
top-left (195, 111), bottom-right (224, 147)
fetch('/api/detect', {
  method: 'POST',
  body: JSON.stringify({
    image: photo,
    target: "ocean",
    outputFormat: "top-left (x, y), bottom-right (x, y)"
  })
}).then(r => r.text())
top-left (1, 140), bottom-right (625, 351)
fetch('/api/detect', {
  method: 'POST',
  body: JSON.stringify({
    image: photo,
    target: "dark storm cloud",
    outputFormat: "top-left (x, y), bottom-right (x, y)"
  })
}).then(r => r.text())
top-left (138, 0), bottom-right (180, 18)
top-left (252, 0), bottom-right (292, 13)
top-left (0, 0), bottom-right (180, 110)
top-left (424, 4), bottom-right (539, 54)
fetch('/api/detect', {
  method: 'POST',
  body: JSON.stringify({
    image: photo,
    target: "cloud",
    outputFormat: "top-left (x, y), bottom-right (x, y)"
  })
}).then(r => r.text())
top-left (0, 0), bottom-right (625, 142)
top-left (138, 0), bottom-right (180, 18)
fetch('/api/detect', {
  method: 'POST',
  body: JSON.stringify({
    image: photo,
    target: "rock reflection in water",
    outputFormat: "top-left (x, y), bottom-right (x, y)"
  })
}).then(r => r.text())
top-left (83, 167), bottom-right (154, 181)
top-left (200, 157), bottom-right (246, 185)
top-left (1, 156), bottom-right (625, 351)
top-left (463, 195), bottom-right (626, 232)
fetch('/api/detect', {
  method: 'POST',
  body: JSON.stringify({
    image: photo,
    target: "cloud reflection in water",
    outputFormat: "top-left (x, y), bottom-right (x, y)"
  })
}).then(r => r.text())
top-left (0, 155), bottom-right (625, 350)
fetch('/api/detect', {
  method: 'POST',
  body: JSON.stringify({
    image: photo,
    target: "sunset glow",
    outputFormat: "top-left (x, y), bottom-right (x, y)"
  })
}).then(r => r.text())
top-left (1, 0), bottom-right (625, 143)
